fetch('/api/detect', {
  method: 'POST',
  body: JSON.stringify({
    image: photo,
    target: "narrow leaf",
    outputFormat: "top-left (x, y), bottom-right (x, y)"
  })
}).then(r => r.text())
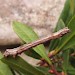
top-left (68, 60), bottom-right (75, 75)
top-left (49, 0), bottom-right (75, 51)
top-left (49, 19), bottom-right (65, 51)
top-left (37, 67), bottom-right (52, 75)
top-left (62, 50), bottom-right (70, 74)
top-left (59, 0), bottom-right (70, 24)
top-left (58, 0), bottom-right (75, 25)
top-left (57, 15), bottom-right (75, 51)
top-left (70, 0), bottom-right (75, 15)
top-left (0, 52), bottom-right (13, 75)
top-left (55, 19), bottom-right (65, 32)
top-left (65, 0), bottom-right (75, 25)
top-left (13, 21), bottom-right (51, 65)
top-left (1, 56), bottom-right (46, 75)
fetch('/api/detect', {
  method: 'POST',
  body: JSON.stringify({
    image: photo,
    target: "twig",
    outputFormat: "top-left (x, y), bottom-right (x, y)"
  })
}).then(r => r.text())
top-left (4, 27), bottom-right (70, 57)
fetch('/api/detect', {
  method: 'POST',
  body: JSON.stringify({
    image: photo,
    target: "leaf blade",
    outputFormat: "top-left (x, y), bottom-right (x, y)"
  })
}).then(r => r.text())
top-left (1, 56), bottom-right (46, 75)
top-left (49, 19), bottom-right (65, 51)
top-left (13, 21), bottom-right (51, 65)
top-left (57, 15), bottom-right (75, 50)
top-left (0, 52), bottom-right (13, 75)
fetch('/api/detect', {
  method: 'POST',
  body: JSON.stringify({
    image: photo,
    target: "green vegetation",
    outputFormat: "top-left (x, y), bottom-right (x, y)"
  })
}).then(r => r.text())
top-left (0, 0), bottom-right (75, 75)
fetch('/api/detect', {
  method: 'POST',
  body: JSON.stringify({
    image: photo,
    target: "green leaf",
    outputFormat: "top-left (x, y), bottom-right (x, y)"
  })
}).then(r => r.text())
top-left (13, 21), bottom-right (40, 59)
top-left (65, 0), bottom-right (75, 25)
top-left (69, 0), bottom-right (75, 15)
top-left (13, 21), bottom-right (52, 65)
top-left (25, 49), bottom-right (41, 59)
top-left (1, 56), bottom-right (46, 75)
top-left (49, 0), bottom-right (75, 51)
top-left (59, 0), bottom-right (70, 24)
top-left (0, 61), bottom-right (13, 75)
top-left (70, 56), bottom-right (75, 69)
top-left (10, 69), bottom-right (16, 75)
top-left (0, 52), bottom-right (13, 75)
top-left (49, 19), bottom-right (65, 51)
top-left (37, 67), bottom-right (52, 75)
top-left (55, 19), bottom-right (65, 32)
top-left (0, 52), bottom-right (4, 59)
top-left (57, 15), bottom-right (75, 51)
top-left (16, 71), bottom-right (25, 75)
top-left (62, 50), bottom-right (70, 74)
top-left (59, 0), bottom-right (75, 25)
top-left (49, 39), bottom-right (60, 51)
top-left (67, 61), bottom-right (75, 75)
